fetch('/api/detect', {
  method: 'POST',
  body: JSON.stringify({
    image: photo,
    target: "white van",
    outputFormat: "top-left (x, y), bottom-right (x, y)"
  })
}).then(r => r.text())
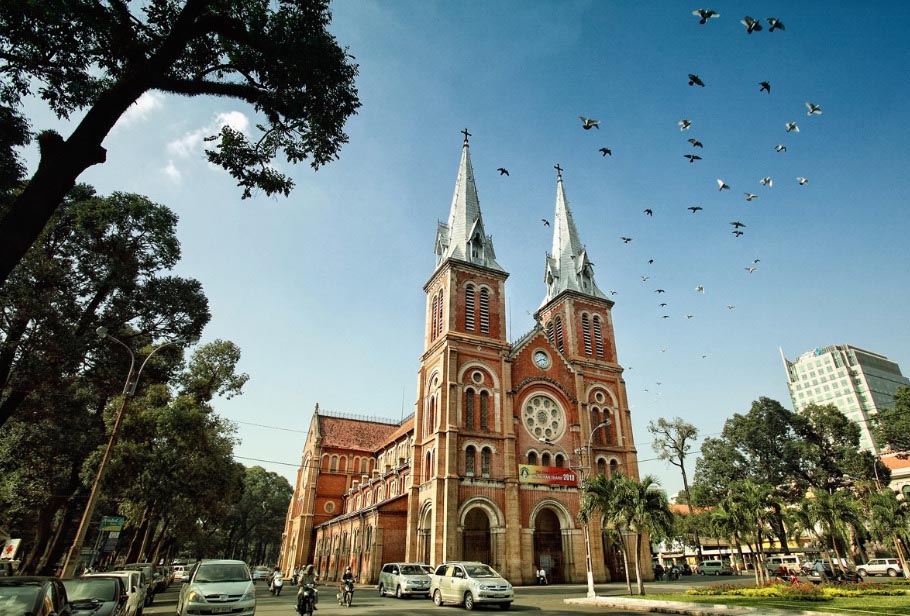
top-left (765, 555), bottom-right (803, 575)
top-left (698, 559), bottom-right (734, 576)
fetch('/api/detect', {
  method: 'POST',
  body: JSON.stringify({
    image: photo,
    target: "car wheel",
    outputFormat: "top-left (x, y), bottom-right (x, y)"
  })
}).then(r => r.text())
top-left (464, 592), bottom-right (475, 611)
top-left (857, 568), bottom-right (867, 577)
top-left (433, 589), bottom-right (443, 607)
top-left (378, 583), bottom-right (384, 597)
top-left (396, 585), bottom-right (403, 599)
top-left (887, 568), bottom-right (898, 577)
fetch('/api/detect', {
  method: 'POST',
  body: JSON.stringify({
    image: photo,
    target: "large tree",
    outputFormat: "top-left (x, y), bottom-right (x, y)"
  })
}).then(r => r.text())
top-left (872, 386), bottom-right (910, 457)
top-left (0, 0), bottom-right (360, 287)
top-left (647, 417), bottom-right (701, 558)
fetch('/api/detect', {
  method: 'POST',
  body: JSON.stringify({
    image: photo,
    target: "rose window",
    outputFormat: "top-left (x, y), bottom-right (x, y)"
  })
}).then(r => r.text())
top-left (523, 395), bottom-right (566, 440)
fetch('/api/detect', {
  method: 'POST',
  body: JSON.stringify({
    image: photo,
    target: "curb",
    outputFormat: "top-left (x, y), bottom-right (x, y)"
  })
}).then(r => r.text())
top-left (564, 596), bottom-right (844, 616)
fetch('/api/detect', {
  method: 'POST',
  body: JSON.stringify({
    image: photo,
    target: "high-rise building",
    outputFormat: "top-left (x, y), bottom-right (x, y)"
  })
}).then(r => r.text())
top-left (781, 344), bottom-right (909, 454)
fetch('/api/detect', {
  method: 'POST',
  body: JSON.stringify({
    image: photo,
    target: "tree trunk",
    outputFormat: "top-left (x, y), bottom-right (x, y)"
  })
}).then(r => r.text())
top-left (21, 506), bottom-right (56, 574)
top-left (633, 533), bottom-right (645, 596)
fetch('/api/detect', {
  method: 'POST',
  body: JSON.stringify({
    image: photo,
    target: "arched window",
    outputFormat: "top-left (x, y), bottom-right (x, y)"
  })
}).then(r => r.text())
top-left (555, 454), bottom-right (564, 468)
top-left (592, 315), bottom-right (605, 358)
top-left (592, 408), bottom-right (605, 445)
top-left (424, 451), bottom-right (432, 483)
top-left (479, 288), bottom-right (490, 333)
top-left (465, 446), bottom-right (476, 476)
top-left (604, 409), bottom-right (613, 444)
top-left (377, 486), bottom-right (385, 502)
top-left (554, 316), bottom-right (564, 352)
top-left (365, 526), bottom-right (373, 552)
top-left (481, 447), bottom-right (492, 477)
top-left (431, 294), bottom-right (439, 339)
top-left (609, 459), bottom-right (618, 477)
top-left (546, 321), bottom-right (555, 344)
top-left (436, 289), bottom-right (444, 337)
top-left (597, 459), bottom-right (607, 476)
top-left (528, 451), bottom-right (538, 465)
top-left (541, 452), bottom-right (551, 467)
top-left (582, 314), bottom-right (592, 355)
top-left (330, 455), bottom-right (339, 472)
top-left (479, 391), bottom-right (489, 430)
top-left (465, 388), bottom-right (475, 429)
top-left (339, 456), bottom-right (347, 472)
top-left (465, 284), bottom-right (476, 331)
top-left (427, 396), bottom-right (436, 437)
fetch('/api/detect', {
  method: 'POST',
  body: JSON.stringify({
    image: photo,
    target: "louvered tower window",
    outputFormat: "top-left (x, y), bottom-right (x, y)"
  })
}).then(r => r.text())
top-left (479, 391), bottom-right (489, 430)
top-left (592, 316), bottom-right (604, 358)
top-left (431, 294), bottom-right (438, 340)
top-left (554, 316), bottom-right (564, 352)
top-left (582, 314), bottom-right (593, 355)
top-left (546, 321), bottom-right (555, 344)
top-left (435, 289), bottom-right (444, 337)
top-left (465, 389), bottom-right (475, 429)
top-left (479, 288), bottom-right (490, 333)
top-left (465, 284), bottom-right (475, 331)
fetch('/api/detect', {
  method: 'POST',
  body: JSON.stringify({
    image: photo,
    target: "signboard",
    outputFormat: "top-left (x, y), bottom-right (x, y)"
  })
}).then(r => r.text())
top-left (1, 539), bottom-right (21, 560)
top-left (517, 465), bottom-right (578, 486)
top-left (99, 516), bottom-right (125, 531)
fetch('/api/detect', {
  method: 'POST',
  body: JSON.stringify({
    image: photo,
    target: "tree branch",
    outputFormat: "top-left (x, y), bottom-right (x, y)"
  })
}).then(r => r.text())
top-left (153, 77), bottom-right (265, 106)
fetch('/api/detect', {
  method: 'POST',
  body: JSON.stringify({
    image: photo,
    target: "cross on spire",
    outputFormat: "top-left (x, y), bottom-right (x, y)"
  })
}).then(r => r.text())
top-left (461, 128), bottom-right (472, 145)
top-left (554, 163), bottom-right (563, 179)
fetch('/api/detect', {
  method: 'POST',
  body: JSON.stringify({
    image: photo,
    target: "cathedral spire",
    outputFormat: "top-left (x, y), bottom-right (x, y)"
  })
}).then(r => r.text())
top-left (541, 166), bottom-right (606, 305)
top-left (433, 131), bottom-right (504, 272)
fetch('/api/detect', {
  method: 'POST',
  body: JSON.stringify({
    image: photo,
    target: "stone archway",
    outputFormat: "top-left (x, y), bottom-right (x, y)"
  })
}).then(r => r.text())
top-left (462, 508), bottom-right (491, 564)
top-left (418, 503), bottom-right (433, 565)
top-left (533, 508), bottom-right (566, 583)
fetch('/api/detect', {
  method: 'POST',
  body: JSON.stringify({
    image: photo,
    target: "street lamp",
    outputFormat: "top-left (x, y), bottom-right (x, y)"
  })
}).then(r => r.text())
top-left (540, 419), bottom-right (610, 599)
top-left (61, 328), bottom-right (181, 577)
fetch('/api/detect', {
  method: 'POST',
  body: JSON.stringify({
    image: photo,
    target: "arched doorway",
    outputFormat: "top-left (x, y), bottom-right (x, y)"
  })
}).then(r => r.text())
top-left (418, 505), bottom-right (433, 565)
top-left (462, 508), bottom-right (491, 564)
top-left (533, 508), bottom-right (565, 583)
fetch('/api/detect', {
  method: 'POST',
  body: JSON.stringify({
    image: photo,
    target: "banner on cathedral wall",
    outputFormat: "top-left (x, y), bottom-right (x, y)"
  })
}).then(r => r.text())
top-left (517, 465), bottom-right (578, 486)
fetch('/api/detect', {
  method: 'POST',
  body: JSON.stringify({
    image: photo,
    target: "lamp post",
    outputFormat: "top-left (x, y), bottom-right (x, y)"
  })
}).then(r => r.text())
top-left (541, 419), bottom-right (610, 598)
top-left (61, 328), bottom-right (180, 578)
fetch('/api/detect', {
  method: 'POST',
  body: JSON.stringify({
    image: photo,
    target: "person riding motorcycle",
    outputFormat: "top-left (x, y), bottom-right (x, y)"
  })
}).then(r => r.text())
top-left (270, 567), bottom-right (284, 594)
top-left (337, 566), bottom-right (354, 605)
top-left (296, 564), bottom-right (319, 611)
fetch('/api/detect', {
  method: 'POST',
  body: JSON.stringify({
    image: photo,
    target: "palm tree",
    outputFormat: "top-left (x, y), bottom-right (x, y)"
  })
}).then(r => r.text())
top-left (866, 489), bottom-right (910, 578)
top-left (581, 473), bottom-right (633, 595)
top-left (714, 480), bottom-right (777, 584)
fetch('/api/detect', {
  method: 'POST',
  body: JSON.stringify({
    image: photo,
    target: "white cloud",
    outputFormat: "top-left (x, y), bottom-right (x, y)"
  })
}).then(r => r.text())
top-left (167, 111), bottom-right (250, 159)
top-left (161, 160), bottom-right (182, 182)
top-left (115, 91), bottom-right (164, 128)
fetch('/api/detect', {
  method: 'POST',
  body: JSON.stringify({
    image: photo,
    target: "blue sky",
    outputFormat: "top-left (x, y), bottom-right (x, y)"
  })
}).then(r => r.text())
top-left (20, 2), bottom-right (910, 498)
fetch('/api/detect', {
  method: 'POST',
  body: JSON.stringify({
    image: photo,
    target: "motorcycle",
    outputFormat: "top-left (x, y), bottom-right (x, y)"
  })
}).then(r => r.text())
top-left (668, 566), bottom-right (681, 581)
top-left (270, 574), bottom-right (283, 596)
top-left (296, 582), bottom-right (316, 616)
top-left (338, 579), bottom-right (354, 607)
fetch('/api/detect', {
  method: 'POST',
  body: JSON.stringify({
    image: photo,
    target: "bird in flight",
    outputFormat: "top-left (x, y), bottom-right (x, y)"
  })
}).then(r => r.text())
top-left (695, 285), bottom-right (705, 293)
top-left (541, 219), bottom-right (550, 226)
top-left (609, 289), bottom-right (618, 295)
top-left (688, 206), bottom-right (703, 213)
top-left (775, 144), bottom-right (787, 152)
top-left (797, 177), bottom-right (809, 185)
top-left (641, 275), bottom-right (650, 282)
top-left (732, 230), bottom-right (744, 237)
top-left (686, 314), bottom-right (695, 319)
top-left (806, 102), bottom-right (822, 116)
top-left (655, 289), bottom-right (666, 294)
top-left (684, 154), bottom-right (702, 163)
top-left (767, 17), bottom-right (785, 32)
top-left (687, 138), bottom-right (703, 148)
top-left (661, 315), bottom-right (670, 319)
top-left (745, 266), bottom-right (758, 273)
top-left (760, 177), bottom-right (773, 187)
top-left (644, 209), bottom-right (653, 216)
top-left (580, 116), bottom-right (600, 130)
top-left (726, 304), bottom-right (736, 310)
top-left (786, 122), bottom-right (799, 133)
top-left (752, 258), bottom-right (761, 264)
top-left (744, 193), bottom-right (759, 201)
top-left (658, 302), bottom-right (668, 307)
top-left (621, 236), bottom-right (633, 243)
top-left (717, 179), bottom-right (731, 191)
top-left (692, 9), bottom-right (720, 24)
top-left (599, 147), bottom-right (612, 156)
top-left (678, 119), bottom-right (692, 131)
top-left (688, 73), bottom-right (705, 87)
top-left (759, 81), bottom-right (771, 94)
top-left (730, 221), bottom-right (746, 228)
top-left (648, 259), bottom-right (655, 265)
top-left (741, 16), bottom-right (763, 33)
top-left (497, 167), bottom-right (509, 176)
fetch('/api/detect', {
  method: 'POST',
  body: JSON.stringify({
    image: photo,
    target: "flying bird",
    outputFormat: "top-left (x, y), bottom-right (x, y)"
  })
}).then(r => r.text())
top-left (744, 193), bottom-right (759, 201)
top-left (688, 73), bottom-right (705, 87)
top-left (752, 258), bottom-right (761, 264)
top-left (775, 144), bottom-right (787, 152)
top-left (688, 206), bottom-right (703, 213)
top-left (644, 209), bottom-right (653, 216)
top-left (655, 289), bottom-right (666, 294)
top-left (745, 267), bottom-right (758, 273)
top-left (599, 147), bottom-right (612, 156)
top-left (541, 219), bottom-right (550, 226)
top-left (684, 154), bottom-right (702, 163)
top-left (717, 179), bottom-right (731, 191)
top-left (759, 81), bottom-right (771, 94)
top-left (726, 304), bottom-right (736, 310)
top-left (692, 9), bottom-right (720, 24)
top-left (760, 177), bottom-right (773, 187)
top-left (621, 236), bottom-right (633, 243)
top-left (609, 289), bottom-right (618, 295)
top-left (732, 230), bottom-right (744, 237)
top-left (695, 285), bottom-right (705, 293)
top-left (786, 122), bottom-right (799, 133)
top-left (806, 102), bottom-right (822, 116)
top-left (730, 221), bottom-right (746, 228)
top-left (580, 116), bottom-right (600, 130)
top-left (797, 176), bottom-right (809, 185)
top-left (661, 315), bottom-right (670, 319)
top-left (686, 315), bottom-right (695, 319)
top-left (766, 17), bottom-right (785, 32)
top-left (659, 302), bottom-right (668, 307)
top-left (641, 275), bottom-right (650, 282)
top-left (648, 259), bottom-right (655, 265)
top-left (741, 16), bottom-right (763, 33)
top-left (687, 138), bottom-right (703, 148)
top-left (497, 167), bottom-right (509, 176)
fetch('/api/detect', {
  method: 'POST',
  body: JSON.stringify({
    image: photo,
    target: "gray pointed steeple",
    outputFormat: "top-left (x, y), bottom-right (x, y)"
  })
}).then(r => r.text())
top-left (434, 132), bottom-right (504, 273)
top-left (541, 167), bottom-right (606, 305)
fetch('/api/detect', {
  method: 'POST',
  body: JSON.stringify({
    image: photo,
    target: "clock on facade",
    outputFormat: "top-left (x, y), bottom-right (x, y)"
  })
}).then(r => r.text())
top-left (533, 350), bottom-right (550, 369)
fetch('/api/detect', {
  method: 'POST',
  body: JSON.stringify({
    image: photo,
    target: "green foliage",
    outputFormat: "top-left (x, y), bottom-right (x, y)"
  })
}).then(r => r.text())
top-left (687, 582), bottom-right (829, 601)
top-left (872, 387), bottom-right (910, 456)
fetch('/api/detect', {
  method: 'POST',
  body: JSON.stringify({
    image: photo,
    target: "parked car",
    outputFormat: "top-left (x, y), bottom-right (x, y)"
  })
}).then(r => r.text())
top-left (122, 564), bottom-right (155, 606)
top-left (83, 571), bottom-right (145, 616)
top-left (378, 562), bottom-right (432, 598)
top-left (429, 561), bottom-right (513, 610)
top-left (0, 576), bottom-right (73, 616)
top-left (856, 558), bottom-right (902, 578)
top-left (63, 576), bottom-right (128, 616)
top-left (172, 566), bottom-right (188, 583)
top-left (765, 555), bottom-right (804, 576)
top-left (806, 560), bottom-right (863, 584)
top-left (251, 566), bottom-right (272, 583)
top-left (697, 560), bottom-right (734, 576)
top-left (176, 559), bottom-right (255, 616)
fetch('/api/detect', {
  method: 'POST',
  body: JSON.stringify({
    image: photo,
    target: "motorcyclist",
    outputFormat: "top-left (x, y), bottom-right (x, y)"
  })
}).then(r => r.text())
top-left (270, 567), bottom-right (283, 594)
top-left (297, 564), bottom-right (319, 611)
top-left (337, 566), bottom-right (354, 604)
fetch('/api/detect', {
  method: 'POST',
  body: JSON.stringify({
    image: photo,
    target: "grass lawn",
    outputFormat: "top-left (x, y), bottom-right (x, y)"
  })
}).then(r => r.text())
top-left (641, 592), bottom-right (910, 615)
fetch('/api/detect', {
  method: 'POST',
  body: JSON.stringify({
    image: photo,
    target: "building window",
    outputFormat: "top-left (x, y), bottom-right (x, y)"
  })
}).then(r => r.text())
top-left (597, 459), bottom-right (607, 476)
top-left (436, 289), bottom-right (444, 337)
top-left (546, 321), bottom-right (555, 344)
top-left (431, 294), bottom-right (439, 339)
top-left (609, 459), bottom-right (618, 477)
top-left (592, 316), bottom-right (604, 358)
top-left (465, 388), bottom-right (475, 429)
top-left (528, 451), bottom-right (538, 465)
top-left (481, 447), bottom-right (491, 477)
top-left (330, 455), bottom-right (338, 472)
top-left (541, 452), bottom-right (551, 467)
top-left (555, 454), bottom-right (564, 468)
top-left (591, 408), bottom-right (605, 445)
top-left (480, 391), bottom-right (490, 430)
top-left (465, 284), bottom-right (475, 331)
top-left (479, 288), bottom-right (490, 333)
top-left (554, 316), bottom-right (564, 352)
top-left (465, 446), bottom-right (476, 476)
top-left (582, 314), bottom-right (592, 355)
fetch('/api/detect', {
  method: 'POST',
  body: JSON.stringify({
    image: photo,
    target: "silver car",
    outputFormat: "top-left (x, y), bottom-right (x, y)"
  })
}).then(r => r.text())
top-left (430, 561), bottom-right (513, 610)
top-left (856, 558), bottom-right (902, 578)
top-left (177, 559), bottom-right (256, 616)
top-left (378, 562), bottom-right (432, 598)
top-left (84, 571), bottom-right (146, 616)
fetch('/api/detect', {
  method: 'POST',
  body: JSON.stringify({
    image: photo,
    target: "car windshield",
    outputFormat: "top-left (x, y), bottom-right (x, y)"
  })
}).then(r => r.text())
top-left (64, 579), bottom-right (118, 602)
top-left (0, 581), bottom-right (41, 615)
top-left (399, 566), bottom-right (425, 575)
top-left (195, 564), bottom-right (251, 583)
top-left (421, 566), bottom-right (433, 574)
top-left (465, 565), bottom-right (497, 578)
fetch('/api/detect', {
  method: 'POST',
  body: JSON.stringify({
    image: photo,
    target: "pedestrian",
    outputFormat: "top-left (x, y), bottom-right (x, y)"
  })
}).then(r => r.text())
top-left (813, 560), bottom-right (827, 583)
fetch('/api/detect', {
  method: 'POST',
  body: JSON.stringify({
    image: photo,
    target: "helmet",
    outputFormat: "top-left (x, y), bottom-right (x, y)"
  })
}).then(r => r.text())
top-left (345, 566), bottom-right (351, 572)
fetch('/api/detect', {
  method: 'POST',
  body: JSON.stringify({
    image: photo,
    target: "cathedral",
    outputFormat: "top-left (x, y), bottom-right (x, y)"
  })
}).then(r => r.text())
top-left (278, 133), bottom-right (643, 586)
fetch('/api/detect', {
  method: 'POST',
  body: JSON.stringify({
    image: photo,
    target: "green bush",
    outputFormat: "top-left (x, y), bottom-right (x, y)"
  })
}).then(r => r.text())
top-left (688, 582), bottom-right (829, 602)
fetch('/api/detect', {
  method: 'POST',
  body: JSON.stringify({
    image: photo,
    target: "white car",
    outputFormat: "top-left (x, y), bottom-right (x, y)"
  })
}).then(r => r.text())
top-left (378, 562), bottom-right (432, 598)
top-left (857, 558), bottom-right (902, 578)
top-left (430, 561), bottom-right (513, 610)
top-left (84, 571), bottom-right (146, 616)
top-left (177, 559), bottom-right (256, 616)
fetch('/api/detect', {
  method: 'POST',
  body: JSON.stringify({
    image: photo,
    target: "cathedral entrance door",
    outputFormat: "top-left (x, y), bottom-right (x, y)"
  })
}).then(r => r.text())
top-left (462, 508), bottom-right (491, 564)
top-left (533, 508), bottom-right (565, 583)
